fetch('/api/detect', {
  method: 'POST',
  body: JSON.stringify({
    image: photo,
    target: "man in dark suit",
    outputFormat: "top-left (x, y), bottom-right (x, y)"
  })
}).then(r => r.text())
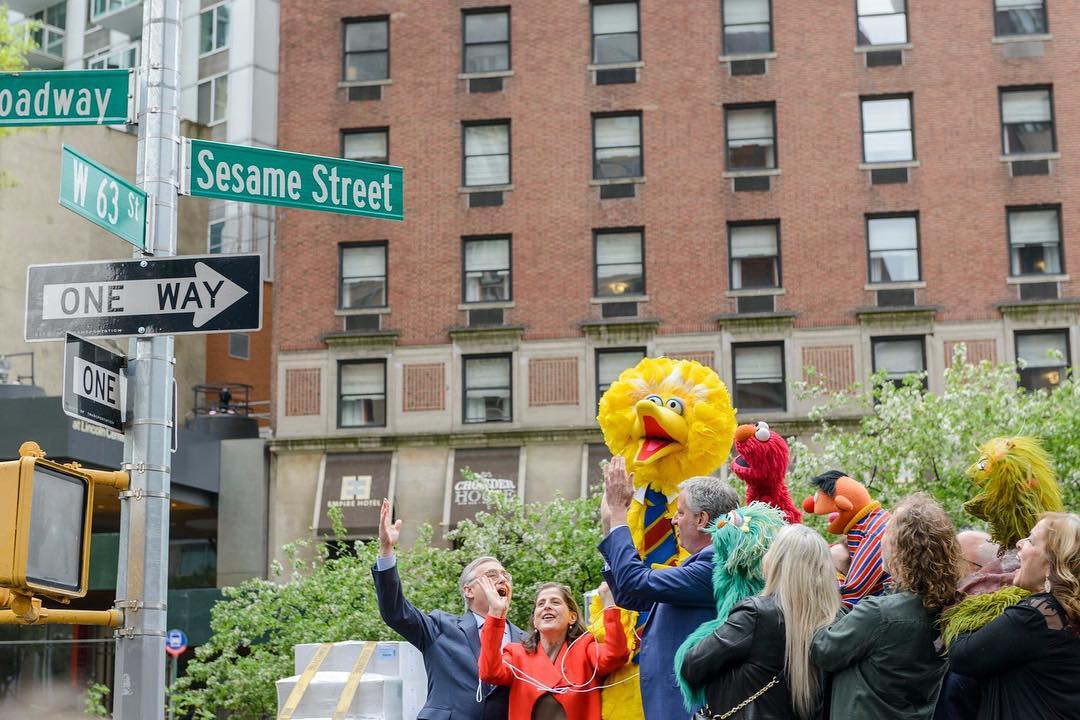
top-left (372, 499), bottom-right (525, 720)
top-left (599, 457), bottom-right (738, 720)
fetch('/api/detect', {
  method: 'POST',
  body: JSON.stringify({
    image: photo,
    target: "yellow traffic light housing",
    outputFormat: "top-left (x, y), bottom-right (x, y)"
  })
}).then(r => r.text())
top-left (0, 451), bottom-right (95, 601)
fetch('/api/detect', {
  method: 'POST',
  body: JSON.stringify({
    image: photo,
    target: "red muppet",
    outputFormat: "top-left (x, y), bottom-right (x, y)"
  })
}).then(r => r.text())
top-left (802, 470), bottom-right (891, 609)
top-left (730, 420), bottom-right (801, 524)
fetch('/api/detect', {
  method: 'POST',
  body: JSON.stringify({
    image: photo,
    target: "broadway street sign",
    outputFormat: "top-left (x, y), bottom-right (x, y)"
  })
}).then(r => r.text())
top-left (63, 333), bottom-right (127, 433)
top-left (60, 145), bottom-right (149, 252)
top-left (0, 69), bottom-right (133, 126)
top-left (25, 254), bottom-right (262, 341)
top-left (181, 138), bottom-right (403, 220)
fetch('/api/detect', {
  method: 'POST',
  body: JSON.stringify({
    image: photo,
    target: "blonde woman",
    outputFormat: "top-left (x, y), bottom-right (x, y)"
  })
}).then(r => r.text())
top-left (949, 512), bottom-right (1080, 720)
top-left (679, 524), bottom-right (841, 719)
top-left (812, 493), bottom-right (961, 720)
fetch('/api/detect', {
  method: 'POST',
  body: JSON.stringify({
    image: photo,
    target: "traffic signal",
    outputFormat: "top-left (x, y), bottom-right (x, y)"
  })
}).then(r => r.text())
top-left (0, 453), bottom-right (94, 601)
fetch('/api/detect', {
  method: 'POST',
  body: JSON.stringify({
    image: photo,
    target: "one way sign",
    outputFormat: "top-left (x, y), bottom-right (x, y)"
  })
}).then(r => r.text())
top-left (25, 254), bottom-right (262, 341)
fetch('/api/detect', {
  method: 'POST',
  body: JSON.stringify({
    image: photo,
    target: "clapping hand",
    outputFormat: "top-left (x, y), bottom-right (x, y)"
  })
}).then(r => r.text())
top-left (597, 581), bottom-right (615, 609)
top-left (476, 575), bottom-right (511, 618)
top-left (601, 456), bottom-right (634, 534)
top-left (378, 498), bottom-right (401, 557)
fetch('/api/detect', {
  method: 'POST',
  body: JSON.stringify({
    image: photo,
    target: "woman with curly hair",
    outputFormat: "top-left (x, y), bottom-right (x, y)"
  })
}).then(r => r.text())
top-left (948, 512), bottom-right (1080, 719)
top-left (811, 493), bottom-right (961, 720)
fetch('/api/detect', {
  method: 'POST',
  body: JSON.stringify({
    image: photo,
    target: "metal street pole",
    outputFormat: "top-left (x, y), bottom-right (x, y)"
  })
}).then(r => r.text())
top-left (112, 0), bottom-right (181, 717)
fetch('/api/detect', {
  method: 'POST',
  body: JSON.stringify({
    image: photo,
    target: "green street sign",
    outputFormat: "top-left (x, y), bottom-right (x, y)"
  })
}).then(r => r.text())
top-left (59, 145), bottom-right (149, 252)
top-left (182, 138), bottom-right (403, 221)
top-left (0, 70), bottom-right (133, 126)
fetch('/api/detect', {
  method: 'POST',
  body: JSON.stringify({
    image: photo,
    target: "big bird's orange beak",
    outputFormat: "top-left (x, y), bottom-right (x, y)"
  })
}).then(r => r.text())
top-left (633, 399), bottom-right (689, 465)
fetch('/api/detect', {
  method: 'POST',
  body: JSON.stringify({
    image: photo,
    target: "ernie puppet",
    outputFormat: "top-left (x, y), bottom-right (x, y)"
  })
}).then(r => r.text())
top-left (592, 357), bottom-right (737, 720)
top-left (802, 470), bottom-right (891, 608)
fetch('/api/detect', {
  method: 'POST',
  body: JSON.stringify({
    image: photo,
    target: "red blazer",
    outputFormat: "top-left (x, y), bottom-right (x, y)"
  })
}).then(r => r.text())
top-left (478, 607), bottom-right (629, 720)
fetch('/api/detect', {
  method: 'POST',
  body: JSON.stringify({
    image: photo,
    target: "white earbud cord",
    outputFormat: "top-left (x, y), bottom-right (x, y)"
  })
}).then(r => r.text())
top-left (475, 629), bottom-right (640, 700)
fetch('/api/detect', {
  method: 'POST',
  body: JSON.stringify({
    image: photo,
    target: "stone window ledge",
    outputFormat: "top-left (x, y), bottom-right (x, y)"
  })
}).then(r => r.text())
top-left (725, 288), bottom-right (785, 298)
top-left (458, 301), bottom-right (515, 310)
top-left (998, 152), bottom-right (1060, 163)
top-left (864, 281), bottom-right (926, 291)
top-left (854, 43), bottom-right (912, 53)
top-left (858, 160), bottom-right (920, 170)
top-left (588, 177), bottom-right (645, 186)
top-left (335, 307), bottom-right (391, 316)
top-left (719, 52), bottom-right (777, 63)
top-left (722, 168), bottom-right (780, 178)
top-left (590, 295), bottom-right (649, 304)
top-left (459, 184), bottom-right (514, 193)
top-left (337, 78), bottom-right (393, 88)
top-left (587, 61), bottom-right (645, 71)
top-left (992, 34), bottom-right (1051, 44)
top-left (458, 70), bottom-right (514, 80)
top-left (1006, 274), bottom-right (1068, 285)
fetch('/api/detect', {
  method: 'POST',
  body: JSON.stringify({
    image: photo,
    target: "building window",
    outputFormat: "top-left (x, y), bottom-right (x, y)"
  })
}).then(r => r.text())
top-left (1016, 330), bottom-right (1070, 390)
top-left (594, 229), bottom-right (644, 297)
top-left (867, 214), bottom-right (920, 283)
top-left (343, 129), bottom-right (388, 164)
top-left (723, 0), bottom-right (772, 54)
top-left (463, 355), bottom-right (512, 423)
top-left (856, 0), bottom-right (907, 46)
top-left (593, 113), bottom-right (642, 180)
top-left (861, 95), bottom-right (913, 163)
top-left (732, 343), bottom-right (786, 411)
top-left (343, 17), bottom-right (389, 81)
top-left (338, 361), bottom-right (387, 428)
top-left (199, 3), bottom-right (230, 55)
top-left (228, 333), bottom-right (249, 360)
top-left (86, 41), bottom-right (139, 70)
top-left (994, 0), bottom-right (1047, 36)
top-left (729, 222), bottom-right (780, 289)
top-left (596, 348), bottom-right (646, 401)
top-left (463, 121), bottom-right (510, 187)
top-left (1000, 87), bottom-right (1054, 155)
top-left (872, 336), bottom-right (926, 388)
top-left (1008, 206), bottom-right (1062, 276)
top-left (591, 1), bottom-right (639, 64)
top-left (463, 236), bottom-right (511, 302)
top-left (208, 220), bottom-right (225, 254)
top-left (725, 104), bottom-right (776, 170)
top-left (30, 2), bottom-right (66, 58)
top-left (197, 74), bottom-right (228, 125)
top-left (463, 8), bottom-right (510, 73)
top-left (339, 243), bottom-right (387, 309)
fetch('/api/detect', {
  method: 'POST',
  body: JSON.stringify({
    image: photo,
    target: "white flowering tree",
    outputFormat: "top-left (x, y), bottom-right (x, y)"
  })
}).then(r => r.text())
top-left (788, 344), bottom-right (1080, 527)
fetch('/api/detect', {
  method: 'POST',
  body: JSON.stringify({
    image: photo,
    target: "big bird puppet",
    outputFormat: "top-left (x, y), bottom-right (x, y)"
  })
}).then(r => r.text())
top-left (592, 357), bottom-right (737, 720)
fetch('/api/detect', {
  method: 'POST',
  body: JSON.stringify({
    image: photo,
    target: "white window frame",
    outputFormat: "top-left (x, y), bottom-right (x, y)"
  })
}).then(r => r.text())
top-left (199, 2), bottom-right (231, 58)
top-left (198, 73), bottom-right (229, 126)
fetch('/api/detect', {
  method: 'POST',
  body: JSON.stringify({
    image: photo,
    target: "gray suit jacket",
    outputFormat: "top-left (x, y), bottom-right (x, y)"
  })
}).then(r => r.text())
top-left (372, 563), bottom-right (525, 720)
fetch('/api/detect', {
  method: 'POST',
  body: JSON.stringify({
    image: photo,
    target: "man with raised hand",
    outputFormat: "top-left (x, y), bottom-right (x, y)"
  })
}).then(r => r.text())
top-left (372, 499), bottom-right (525, 720)
top-left (599, 456), bottom-right (738, 720)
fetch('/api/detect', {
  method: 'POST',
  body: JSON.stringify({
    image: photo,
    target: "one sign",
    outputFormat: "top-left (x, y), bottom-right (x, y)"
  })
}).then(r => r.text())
top-left (165, 629), bottom-right (188, 657)
top-left (63, 333), bottom-right (126, 433)
top-left (447, 448), bottom-right (521, 528)
top-left (25, 254), bottom-right (262, 341)
top-left (314, 452), bottom-right (392, 536)
top-left (59, 145), bottom-right (149, 252)
top-left (0, 70), bottom-right (133, 126)
top-left (181, 138), bottom-right (403, 221)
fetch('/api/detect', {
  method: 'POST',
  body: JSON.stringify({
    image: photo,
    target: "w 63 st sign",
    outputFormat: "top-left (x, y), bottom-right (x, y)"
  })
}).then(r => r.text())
top-left (59, 145), bottom-right (149, 252)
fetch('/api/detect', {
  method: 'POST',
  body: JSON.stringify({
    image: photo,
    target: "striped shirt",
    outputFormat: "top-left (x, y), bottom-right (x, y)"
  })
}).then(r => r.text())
top-left (841, 504), bottom-right (892, 609)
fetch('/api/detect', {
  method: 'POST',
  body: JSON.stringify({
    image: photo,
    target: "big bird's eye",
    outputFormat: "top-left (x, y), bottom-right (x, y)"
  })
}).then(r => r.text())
top-left (666, 398), bottom-right (684, 415)
top-left (977, 457), bottom-right (988, 471)
top-left (645, 395), bottom-right (663, 406)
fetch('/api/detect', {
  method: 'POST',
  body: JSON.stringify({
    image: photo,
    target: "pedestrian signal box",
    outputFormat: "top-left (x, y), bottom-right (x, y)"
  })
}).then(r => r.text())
top-left (0, 455), bottom-right (94, 600)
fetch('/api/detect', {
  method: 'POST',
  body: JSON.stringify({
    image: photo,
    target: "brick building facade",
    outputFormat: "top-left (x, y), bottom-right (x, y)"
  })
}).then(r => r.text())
top-left (269, 0), bottom-right (1079, 555)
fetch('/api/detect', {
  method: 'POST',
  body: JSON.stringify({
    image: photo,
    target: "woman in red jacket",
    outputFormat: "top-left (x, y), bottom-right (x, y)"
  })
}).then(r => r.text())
top-left (476, 576), bottom-right (629, 720)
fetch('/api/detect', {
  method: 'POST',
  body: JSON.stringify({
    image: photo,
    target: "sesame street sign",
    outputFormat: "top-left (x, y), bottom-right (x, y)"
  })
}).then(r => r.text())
top-left (181, 139), bottom-right (403, 220)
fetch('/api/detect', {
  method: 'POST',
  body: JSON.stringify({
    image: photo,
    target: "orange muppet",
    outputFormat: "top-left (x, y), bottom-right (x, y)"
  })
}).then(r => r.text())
top-left (802, 470), bottom-right (891, 608)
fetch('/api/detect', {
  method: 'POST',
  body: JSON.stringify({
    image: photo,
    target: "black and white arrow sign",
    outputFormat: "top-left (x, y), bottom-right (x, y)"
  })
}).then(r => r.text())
top-left (25, 254), bottom-right (262, 341)
top-left (63, 333), bottom-right (127, 433)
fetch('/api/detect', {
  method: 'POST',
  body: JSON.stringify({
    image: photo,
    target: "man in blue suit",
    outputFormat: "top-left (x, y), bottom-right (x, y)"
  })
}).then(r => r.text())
top-left (599, 459), bottom-right (739, 720)
top-left (372, 499), bottom-right (525, 720)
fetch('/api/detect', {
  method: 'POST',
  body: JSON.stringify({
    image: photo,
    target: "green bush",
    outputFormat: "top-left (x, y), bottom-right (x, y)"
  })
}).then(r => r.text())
top-left (788, 345), bottom-right (1080, 529)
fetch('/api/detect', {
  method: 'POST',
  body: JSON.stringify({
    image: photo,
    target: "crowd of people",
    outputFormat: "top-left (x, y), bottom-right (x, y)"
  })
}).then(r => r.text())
top-left (371, 455), bottom-right (1080, 720)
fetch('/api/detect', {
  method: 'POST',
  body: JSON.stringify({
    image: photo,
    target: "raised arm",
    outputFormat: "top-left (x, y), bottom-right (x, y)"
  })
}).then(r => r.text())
top-left (590, 584), bottom-right (631, 675)
top-left (371, 499), bottom-right (440, 650)
top-left (599, 525), bottom-right (714, 606)
top-left (476, 575), bottom-right (515, 686)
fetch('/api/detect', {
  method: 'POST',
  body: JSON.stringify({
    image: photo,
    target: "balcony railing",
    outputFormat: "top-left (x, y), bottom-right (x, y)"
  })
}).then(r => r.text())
top-left (89, 0), bottom-right (143, 36)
